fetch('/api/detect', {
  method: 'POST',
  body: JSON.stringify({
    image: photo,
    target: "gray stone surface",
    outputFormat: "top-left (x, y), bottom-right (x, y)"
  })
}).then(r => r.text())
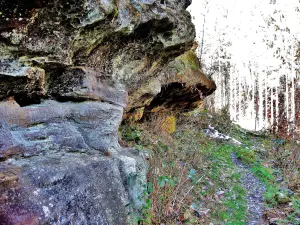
top-left (0, 100), bottom-right (123, 155)
top-left (0, 151), bottom-right (146, 225)
top-left (49, 67), bottom-right (128, 107)
top-left (0, 100), bottom-right (146, 224)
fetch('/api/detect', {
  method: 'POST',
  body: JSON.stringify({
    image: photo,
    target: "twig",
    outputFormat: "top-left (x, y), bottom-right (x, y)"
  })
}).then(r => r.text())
top-left (178, 176), bottom-right (204, 205)
top-left (171, 165), bottom-right (189, 207)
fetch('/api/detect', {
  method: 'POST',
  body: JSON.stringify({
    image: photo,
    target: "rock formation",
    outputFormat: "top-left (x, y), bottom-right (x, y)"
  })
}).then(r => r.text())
top-left (0, 0), bottom-right (215, 224)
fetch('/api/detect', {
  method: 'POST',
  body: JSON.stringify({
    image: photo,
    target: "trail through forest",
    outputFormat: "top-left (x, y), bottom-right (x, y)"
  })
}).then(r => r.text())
top-left (232, 154), bottom-right (267, 225)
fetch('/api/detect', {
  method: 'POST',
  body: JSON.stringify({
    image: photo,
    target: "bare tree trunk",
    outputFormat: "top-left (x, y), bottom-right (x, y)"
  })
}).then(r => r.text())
top-left (199, 16), bottom-right (206, 64)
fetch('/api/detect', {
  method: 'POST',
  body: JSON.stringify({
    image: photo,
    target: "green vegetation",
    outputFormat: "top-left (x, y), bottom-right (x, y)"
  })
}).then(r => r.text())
top-left (120, 110), bottom-right (300, 224)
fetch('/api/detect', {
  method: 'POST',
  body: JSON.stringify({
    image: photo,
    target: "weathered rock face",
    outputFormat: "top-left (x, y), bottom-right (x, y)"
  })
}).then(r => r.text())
top-left (0, 100), bottom-right (123, 155)
top-left (0, 153), bottom-right (145, 225)
top-left (0, 0), bottom-right (215, 224)
top-left (125, 49), bottom-right (216, 120)
top-left (0, 99), bottom-right (146, 224)
top-left (1, 0), bottom-right (195, 94)
top-left (0, 61), bottom-right (45, 106)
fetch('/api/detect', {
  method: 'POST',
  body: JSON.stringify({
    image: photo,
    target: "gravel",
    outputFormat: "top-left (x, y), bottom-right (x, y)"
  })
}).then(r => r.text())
top-left (232, 154), bottom-right (267, 225)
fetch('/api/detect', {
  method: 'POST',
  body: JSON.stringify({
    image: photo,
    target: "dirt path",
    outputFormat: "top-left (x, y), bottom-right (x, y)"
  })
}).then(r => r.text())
top-left (232, 154), bottom-right (267, 225)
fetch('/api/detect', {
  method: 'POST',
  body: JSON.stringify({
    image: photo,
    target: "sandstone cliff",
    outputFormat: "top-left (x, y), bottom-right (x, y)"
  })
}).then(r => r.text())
top-left (0, 0), bottom-right (215, 224)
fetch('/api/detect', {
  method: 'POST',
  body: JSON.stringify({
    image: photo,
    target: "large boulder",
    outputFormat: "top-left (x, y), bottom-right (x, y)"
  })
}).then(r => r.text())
top-left (0, 100), bottom-right (146, 224)
top-left (0, 0), bottom-right (215, 224)
top-left (0, 153), bottom-right (145, 225)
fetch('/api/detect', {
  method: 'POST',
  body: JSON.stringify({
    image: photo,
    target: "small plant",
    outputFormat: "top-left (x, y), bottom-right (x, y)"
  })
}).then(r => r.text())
top-left (236, 148), bottom-right (257, 164)
top-left (157, 176), bottom-right (177, 188)
top-left (120, 125), bottom-right (142, 143)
